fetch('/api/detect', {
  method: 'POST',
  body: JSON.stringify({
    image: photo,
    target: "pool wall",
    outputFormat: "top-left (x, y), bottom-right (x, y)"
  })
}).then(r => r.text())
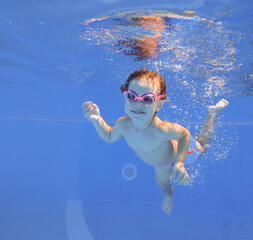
top-left (1, 96), bottom-right (252, 219)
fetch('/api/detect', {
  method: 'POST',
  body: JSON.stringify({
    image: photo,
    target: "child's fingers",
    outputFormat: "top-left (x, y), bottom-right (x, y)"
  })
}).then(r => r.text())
top-left (83, 109), bottom-right (90, 116)
top-left (82, 102), bottom-right (99, 120)
top-left (84, 106), bottom-right (97, 116)
top-left (83, 101), bottom-right (91, 106)
top-left (175, 172), bottom-right (185, 183)
top-left (172, 168), bottom-right (178, 180)
top-left (179, 176), bottom-right (187, 185)
top-left (82, 101), bottom-right (92, 109)
top-left (83, 101), bottom-right (92, 106)
top-left (175, 176), bottom-right (182, 183)
top-left (90, 103), bottom-right (99, 110)
top-left (83, 108), bottom-right (91, 113)
top-left (185, 177), bottom-right (190, 184)
top-left (179, 174), bottom-right (189, 185)
top-left (84, 106), bottom-right (95, 113)
top-left (82, 102), bottom-right (99, 111)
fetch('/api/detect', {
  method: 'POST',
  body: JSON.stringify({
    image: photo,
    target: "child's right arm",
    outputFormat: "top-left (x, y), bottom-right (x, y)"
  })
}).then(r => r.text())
top-left (82, 101), bottom-right (124, 143)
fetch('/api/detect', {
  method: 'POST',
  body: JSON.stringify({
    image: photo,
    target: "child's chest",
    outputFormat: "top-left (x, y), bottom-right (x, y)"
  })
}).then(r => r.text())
top-left (123, 127), bottom-right (163, 153)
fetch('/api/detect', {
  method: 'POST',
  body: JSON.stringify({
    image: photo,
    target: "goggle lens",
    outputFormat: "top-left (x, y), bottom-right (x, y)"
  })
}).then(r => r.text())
top-left (127, 92), bottom-right (136, 101)
top-left (143, 96), bottom-right (155, 104)
top-left (125, 91), bottom-right (156, 104)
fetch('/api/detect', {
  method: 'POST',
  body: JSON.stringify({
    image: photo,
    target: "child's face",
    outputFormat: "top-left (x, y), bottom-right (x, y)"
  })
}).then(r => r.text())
top-left (124, 78), bottom-right (163, 121)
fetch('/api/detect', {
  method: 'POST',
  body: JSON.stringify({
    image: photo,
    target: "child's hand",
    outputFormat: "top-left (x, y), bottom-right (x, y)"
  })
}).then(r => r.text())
top-left (172, 162), bottom-right (190, 185)
top-left (82, 101), bottom-right (100, 121)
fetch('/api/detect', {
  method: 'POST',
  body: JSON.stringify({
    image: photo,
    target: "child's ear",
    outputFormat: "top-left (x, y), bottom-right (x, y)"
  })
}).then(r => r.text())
top-left (156, 100), bottom-right (164, 112)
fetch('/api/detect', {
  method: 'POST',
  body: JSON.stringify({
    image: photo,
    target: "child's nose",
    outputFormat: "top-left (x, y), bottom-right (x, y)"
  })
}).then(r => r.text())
top-left (134, 99), bottom-right (144, 106)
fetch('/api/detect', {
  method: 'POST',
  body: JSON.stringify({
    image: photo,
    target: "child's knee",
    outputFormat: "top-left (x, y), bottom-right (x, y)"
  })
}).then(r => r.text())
top-left (156, 176), bottom-right (171, 188)
top-left (154, 165), bottom-right (173, 188)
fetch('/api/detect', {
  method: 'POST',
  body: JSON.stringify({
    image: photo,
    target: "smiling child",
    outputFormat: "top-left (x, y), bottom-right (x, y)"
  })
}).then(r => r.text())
top-left (82, 68), bottom-right (229, 215)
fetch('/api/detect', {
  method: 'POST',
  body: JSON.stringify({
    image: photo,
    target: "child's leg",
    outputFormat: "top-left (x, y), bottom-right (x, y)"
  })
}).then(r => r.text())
top-left (154, 165), bottom-right (174, 215)
top-left (197, 99), bottom-right (229, 153)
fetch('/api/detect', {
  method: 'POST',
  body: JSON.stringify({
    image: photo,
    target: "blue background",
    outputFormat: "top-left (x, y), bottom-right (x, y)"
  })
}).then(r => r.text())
top-left (0, 0), bottom-right (252, 239)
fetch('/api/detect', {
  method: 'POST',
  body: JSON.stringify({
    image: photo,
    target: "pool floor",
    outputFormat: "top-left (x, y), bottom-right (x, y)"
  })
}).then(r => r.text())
top-left (0, 200), bottom-right (252, 240)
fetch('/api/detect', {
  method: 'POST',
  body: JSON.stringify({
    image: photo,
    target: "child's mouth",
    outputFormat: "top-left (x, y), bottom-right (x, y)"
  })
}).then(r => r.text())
top-left (132, 110), bottom-right (145, 114)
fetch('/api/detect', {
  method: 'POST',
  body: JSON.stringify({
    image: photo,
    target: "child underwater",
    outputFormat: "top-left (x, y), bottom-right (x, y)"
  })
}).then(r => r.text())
top-left (82, 69), bottom-right (229, 215)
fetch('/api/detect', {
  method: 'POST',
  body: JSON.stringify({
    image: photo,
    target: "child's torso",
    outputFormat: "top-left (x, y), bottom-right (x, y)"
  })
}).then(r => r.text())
top-left (121, 117), bottom-right (177, 166)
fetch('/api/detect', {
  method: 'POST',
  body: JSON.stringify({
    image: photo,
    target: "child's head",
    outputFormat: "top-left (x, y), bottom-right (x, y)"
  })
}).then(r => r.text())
top-left (121, 68), bottom-right (167, 99)
top-left (121, 69), bottom-right (167, 118)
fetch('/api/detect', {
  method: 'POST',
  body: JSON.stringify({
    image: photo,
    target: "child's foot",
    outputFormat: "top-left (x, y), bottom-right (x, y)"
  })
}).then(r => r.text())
top-left (208, 99), bottom-right (229, 114)
top-left (161, 186), bottom-right (174, 215)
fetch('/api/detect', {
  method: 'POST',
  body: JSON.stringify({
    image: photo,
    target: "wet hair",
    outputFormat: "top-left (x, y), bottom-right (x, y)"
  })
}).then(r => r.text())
top-left (121, 68), bottom-right (167, 100)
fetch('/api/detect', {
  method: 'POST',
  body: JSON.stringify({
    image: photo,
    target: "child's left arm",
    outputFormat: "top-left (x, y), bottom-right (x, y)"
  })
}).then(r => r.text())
top-left (160, 122), bottom-right (191, 184)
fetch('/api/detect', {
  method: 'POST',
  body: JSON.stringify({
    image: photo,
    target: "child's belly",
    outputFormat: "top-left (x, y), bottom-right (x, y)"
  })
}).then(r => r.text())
top-left (133, 141), bottom-right (176, 166)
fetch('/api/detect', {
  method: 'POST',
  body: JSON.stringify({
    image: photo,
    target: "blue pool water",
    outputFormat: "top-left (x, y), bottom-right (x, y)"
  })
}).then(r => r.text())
top-left (0, 0), bottom-right (253, 239)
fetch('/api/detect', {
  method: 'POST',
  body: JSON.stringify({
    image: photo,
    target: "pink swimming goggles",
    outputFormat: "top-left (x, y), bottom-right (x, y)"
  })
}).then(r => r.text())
top-left (123, 90), bottom-right (165, 104)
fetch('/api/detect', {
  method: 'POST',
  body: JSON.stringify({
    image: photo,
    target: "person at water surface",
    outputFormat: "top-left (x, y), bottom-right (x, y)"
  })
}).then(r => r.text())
top-left (82, 69), bottom-right (229, 215)
top-left (117, 15), bottom-right (166, 60)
